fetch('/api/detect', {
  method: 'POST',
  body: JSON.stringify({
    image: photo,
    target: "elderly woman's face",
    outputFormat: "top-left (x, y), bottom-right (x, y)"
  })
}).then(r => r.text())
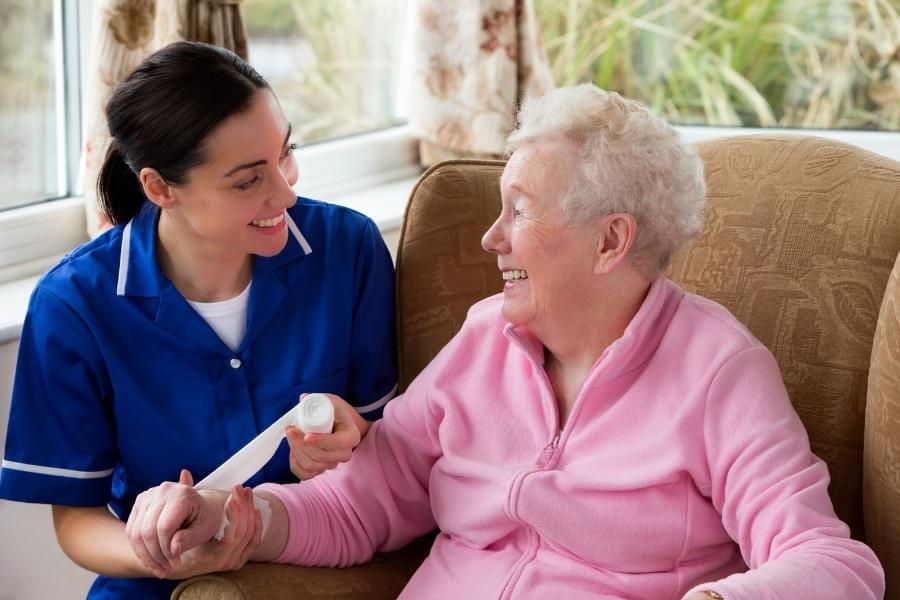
top-left (482, 138), bottom-right (598, 335)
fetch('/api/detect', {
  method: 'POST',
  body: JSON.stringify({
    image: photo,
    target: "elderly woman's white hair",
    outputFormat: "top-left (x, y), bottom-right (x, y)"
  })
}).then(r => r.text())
top-left (507, 84), bottom-right (706, 275)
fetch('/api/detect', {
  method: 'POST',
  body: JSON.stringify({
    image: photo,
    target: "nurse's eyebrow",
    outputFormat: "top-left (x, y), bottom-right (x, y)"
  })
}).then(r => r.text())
top-left (223, 125), bottom-right (292, 177)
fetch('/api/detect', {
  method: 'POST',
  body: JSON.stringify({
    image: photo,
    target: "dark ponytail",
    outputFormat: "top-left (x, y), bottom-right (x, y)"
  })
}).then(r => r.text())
top-left (97, 142), bottom-right (146, 225)
top-left (97, 41), bottom-right (270, 225)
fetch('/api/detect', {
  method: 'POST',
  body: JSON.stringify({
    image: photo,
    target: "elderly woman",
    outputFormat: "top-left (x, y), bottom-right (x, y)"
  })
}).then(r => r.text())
top-left (127, 85), bottom-right (884, 599)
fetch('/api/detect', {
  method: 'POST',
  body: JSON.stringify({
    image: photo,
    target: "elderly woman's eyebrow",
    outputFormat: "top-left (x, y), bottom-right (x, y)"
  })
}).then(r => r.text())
top-left (222, 124), bottom-right (293, 177)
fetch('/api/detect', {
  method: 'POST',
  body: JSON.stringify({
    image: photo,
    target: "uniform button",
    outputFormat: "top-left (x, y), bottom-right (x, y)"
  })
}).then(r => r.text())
top-left (230, 358), bottom-right (242, 369)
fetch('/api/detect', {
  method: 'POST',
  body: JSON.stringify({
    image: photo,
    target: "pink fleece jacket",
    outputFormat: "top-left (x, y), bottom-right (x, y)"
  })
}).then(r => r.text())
top-left (259, 277), bottom-right (884, 599)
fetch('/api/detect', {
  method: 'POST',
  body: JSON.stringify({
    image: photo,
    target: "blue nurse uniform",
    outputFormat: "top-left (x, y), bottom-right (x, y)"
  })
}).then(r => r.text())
top-left (0, 197), bottom-right (397, 598)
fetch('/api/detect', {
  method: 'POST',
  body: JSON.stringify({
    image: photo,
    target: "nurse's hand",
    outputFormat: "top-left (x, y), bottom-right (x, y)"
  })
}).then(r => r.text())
top-left (126, 470), bottom-right (259, 578)
top-left (161, 484), bottom-right (262, 580)
top-left (286, 393), bottom-right (372, 480)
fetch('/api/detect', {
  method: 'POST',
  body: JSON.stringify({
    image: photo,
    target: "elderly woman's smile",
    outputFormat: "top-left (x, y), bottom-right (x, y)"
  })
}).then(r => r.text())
top-left (501, 269), bottom-right (528, 283)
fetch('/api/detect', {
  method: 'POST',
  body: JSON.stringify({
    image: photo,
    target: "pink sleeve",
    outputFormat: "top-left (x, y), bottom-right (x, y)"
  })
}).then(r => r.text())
top-left (685, 346), bottom-right (884, 600)
top-left (257, 360), bottom-right (444, 568)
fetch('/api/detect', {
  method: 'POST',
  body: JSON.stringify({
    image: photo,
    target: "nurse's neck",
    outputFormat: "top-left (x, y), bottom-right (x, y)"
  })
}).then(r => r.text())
top-left (155, 214), bottom-right (252, 303)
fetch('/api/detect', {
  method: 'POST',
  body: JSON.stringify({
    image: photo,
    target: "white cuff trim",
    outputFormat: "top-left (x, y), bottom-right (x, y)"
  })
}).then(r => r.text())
top-left (355, 383), bottom-right (398, 414)
top-left (2, 459), bottom-right (115, 479)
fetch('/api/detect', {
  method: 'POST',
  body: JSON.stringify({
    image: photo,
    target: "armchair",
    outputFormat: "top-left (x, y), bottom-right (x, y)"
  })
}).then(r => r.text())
top-left (174, 135), bottom-right (900, 599)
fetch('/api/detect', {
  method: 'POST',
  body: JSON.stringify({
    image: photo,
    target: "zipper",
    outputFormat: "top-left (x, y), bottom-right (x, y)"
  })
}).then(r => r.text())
top-left (536, 430), bottom-right (561, 469)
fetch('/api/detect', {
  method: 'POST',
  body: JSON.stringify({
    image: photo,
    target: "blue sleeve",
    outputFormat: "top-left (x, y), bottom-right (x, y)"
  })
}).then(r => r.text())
top-left (0, 287), bottom-right (116, 506)
top-left (346, 219), bottom-right (397, 421)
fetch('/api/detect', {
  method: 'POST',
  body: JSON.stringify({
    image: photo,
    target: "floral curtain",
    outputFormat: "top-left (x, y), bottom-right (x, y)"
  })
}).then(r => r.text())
top-left (81, 0), bottom-right (248, 237)
top-left (408, 0), bottom-right (554, 166)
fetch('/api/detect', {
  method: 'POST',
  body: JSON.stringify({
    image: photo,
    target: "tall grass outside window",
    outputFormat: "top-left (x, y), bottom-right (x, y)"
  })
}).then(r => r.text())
top-left (535, 0), bottom-right (899, 131)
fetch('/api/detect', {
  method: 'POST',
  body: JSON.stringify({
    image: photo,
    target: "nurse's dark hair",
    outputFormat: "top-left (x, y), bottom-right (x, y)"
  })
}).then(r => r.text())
top-left (97, 41), bottom-right (270, 225)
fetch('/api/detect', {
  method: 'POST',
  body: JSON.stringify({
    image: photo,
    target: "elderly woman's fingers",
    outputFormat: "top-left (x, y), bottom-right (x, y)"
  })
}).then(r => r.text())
top-left (156, 489), bottom-right (198, 561)
top-left (223, 486), bottom-right (251, 545)
top-left (139, 482), bottom-right (181, 570)
top-left (216, 488), bottom-right (259, 571)
top-left (126, 491), bottom-right (167, 577)
top-left (229, 488), bottom-right (262, 569)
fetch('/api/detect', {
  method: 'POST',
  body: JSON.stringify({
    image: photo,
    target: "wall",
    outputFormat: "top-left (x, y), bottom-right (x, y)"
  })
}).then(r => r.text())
top-left (0, 340), bottom-right (96, 600)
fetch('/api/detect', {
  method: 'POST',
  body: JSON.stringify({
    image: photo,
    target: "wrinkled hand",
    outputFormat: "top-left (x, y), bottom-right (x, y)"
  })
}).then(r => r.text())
top-left (125, 470), bottom-right (261, 579)
top-left (286, 393), bottom-right (368, 480)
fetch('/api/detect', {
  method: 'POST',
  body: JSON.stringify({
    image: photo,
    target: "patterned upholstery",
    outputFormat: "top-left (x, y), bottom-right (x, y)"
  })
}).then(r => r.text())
top-left (174, 136), bottom-right (900, 599)
top-left (396, 160), bottom-right (506, 390)
top-left (669, 135), bottom-right (900, 541)
top-left (866, 252), bottom-right (900, 599)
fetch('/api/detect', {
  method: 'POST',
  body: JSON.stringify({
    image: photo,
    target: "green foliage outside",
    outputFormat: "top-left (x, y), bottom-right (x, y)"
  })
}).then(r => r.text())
top-left (534, 0), bottom-right (900, 130)
top-left (243, 0), bottom-right (298, 39)
top-left (0, 0), bottom-right (53, 111)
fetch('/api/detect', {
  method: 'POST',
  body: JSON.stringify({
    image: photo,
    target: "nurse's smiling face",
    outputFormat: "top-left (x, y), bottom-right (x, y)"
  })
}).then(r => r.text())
top-left (143, 89), bottom-right (299, 259)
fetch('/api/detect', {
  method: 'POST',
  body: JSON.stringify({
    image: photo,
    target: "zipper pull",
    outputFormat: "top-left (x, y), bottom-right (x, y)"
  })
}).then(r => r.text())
top-left (537, 432), bottom-right (562, 468)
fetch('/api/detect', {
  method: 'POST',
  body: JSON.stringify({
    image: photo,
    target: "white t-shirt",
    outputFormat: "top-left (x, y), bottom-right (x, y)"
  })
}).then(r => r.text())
top-left (187, 282), bottom-right (251, 352)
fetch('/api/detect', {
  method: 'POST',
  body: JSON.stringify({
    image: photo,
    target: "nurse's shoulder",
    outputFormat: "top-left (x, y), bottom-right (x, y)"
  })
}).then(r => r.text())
top-left (29, 222), bottom-right (128, 313)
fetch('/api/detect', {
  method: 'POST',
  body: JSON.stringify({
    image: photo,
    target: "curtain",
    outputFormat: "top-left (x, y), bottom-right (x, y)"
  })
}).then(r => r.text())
top-left (408, 0), bottom-right (554, 167)
top-left (81, 0), bottom-right (248, 237)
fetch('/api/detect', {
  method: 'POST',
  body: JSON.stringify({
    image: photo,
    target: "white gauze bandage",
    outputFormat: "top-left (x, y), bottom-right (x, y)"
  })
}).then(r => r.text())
top-left (195, 393), bottom-right (335, 540)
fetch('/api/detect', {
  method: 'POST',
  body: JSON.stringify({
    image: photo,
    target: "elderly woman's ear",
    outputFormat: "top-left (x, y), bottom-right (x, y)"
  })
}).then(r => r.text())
top-left (592, 212), bottom-right (638, 275)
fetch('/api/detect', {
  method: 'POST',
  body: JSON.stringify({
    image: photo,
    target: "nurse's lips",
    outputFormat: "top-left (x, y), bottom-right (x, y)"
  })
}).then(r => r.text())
top-left (250, 212), bottom-right (285, 228)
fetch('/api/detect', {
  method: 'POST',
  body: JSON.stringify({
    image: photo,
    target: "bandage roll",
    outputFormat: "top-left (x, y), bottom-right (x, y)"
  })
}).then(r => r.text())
top-left (297, 393), bottom-right (335, 434)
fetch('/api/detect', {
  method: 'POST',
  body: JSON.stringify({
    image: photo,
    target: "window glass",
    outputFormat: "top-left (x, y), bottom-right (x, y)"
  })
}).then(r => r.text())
top-left (243, 0), bottom-right (409, 144)
top-left (0, 0), bottom-right (59, 210)
top-left (534, 0), bottom-right (899, 131)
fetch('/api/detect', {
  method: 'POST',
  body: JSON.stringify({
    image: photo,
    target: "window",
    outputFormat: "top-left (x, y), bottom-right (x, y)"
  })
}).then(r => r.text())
top-left (243, 0), bottom-right (410, 145)
top-left (0, 1), bottom-right (66, 211)
top-left (534, 0), bottom-right (899, 132)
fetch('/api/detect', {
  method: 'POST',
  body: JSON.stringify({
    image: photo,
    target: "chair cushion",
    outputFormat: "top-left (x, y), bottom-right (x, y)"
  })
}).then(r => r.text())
top-left (666, 134), bottom-right (900, 540)
top-left (865, 251), bottom-right (900, 599)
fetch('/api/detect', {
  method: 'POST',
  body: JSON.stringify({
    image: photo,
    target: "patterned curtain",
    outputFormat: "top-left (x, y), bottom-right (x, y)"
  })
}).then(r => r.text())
top-left (408, 0), bottom-right (554, 167)
top-left (81, 0), bottom-right (248, 237)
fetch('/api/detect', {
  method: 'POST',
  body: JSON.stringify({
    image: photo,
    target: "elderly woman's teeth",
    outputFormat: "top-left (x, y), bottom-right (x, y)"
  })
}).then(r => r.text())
top-left (503, 270), bottom-right (529, 281)
top-left (251, 213), bottom-right (285, 228)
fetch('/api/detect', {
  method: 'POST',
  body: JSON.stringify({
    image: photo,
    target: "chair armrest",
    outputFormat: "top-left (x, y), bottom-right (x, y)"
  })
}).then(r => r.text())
top-left (171, 532), bottom-right (434, 600)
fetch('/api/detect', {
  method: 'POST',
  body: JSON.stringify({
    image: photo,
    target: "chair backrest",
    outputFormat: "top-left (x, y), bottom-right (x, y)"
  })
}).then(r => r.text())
top-left (866, 252), bottom-right (900, 599)
top-left (666, 136), bottom-right (900, 547)
top-left (395, 137), bottom-right (900, 595)
top-left (395, 160), bottom-right (505, 391)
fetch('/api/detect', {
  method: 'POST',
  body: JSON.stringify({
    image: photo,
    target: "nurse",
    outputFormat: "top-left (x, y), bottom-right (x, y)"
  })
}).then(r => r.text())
top-left (0, 41), bottom-right (397, 599)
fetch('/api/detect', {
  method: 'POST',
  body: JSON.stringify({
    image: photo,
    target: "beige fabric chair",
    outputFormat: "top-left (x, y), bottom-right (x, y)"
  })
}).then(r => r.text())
top-left (174, 135), bottom-right (900, 600)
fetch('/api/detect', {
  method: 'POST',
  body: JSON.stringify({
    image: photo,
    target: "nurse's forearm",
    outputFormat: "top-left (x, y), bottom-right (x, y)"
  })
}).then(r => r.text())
top-left (52, 505), bottom-right (152, 578)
